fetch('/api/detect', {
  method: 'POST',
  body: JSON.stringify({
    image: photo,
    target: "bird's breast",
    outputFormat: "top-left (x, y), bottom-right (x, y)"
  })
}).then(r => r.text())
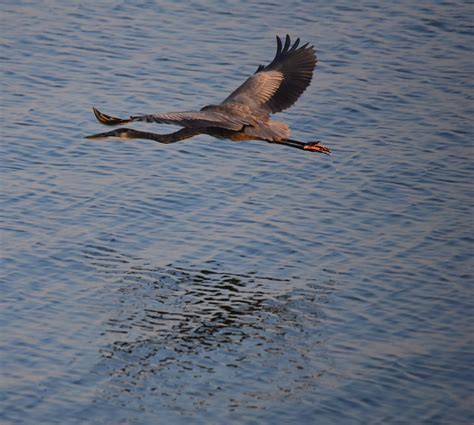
top-left (228, 132), bottom-right (255, 141)
top-left (205, 127), bottom-right (255, 141)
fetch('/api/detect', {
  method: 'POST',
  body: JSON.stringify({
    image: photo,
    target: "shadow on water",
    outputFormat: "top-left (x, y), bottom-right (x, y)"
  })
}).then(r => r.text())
top-left (82, 244), bottom-right (336, 422)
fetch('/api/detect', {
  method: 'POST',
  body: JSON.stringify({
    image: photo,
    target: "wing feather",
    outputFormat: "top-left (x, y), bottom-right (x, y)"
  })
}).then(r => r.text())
top-left (221, 71), bottom-right (283, 110)
top-left (130, 110), bottom-right (243, 130)
top-left (93, 104), bottom-right (259, 131)
top-left (222, 35), bottom-right (317, 114)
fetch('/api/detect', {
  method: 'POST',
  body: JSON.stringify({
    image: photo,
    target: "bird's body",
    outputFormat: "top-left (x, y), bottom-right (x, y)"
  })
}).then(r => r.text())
top-left (86, 35), bottom-right (330, 154)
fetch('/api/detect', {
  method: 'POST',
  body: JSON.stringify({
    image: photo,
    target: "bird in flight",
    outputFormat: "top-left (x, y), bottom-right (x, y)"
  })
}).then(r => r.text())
top-left (86, 35), bottom-right (330, 155)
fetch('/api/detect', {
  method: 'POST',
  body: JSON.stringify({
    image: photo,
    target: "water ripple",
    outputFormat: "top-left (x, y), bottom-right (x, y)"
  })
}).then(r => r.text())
top-left (1, 0), bottom-right (472, 424)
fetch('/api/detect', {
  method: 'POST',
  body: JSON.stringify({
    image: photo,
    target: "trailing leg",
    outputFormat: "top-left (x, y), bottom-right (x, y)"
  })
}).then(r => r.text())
top-left (270, 138), bottom-right (331, 154)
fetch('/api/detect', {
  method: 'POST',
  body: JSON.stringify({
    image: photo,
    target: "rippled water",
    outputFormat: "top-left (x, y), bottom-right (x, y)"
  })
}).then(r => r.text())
top-left (1, 1), bottom-right (473, 424)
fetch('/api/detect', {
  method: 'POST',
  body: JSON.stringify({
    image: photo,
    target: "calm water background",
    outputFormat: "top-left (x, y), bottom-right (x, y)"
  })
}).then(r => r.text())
top-left (1, 1), bottom-right (473, 424)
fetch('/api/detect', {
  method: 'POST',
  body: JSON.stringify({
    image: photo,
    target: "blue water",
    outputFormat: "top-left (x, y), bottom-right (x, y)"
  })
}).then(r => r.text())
top-left (1, 1), bottom-right (473, 424)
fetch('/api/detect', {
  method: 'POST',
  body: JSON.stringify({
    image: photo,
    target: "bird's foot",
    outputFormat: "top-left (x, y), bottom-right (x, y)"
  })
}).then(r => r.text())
top-left (304, 141), bottom-right (331, 155)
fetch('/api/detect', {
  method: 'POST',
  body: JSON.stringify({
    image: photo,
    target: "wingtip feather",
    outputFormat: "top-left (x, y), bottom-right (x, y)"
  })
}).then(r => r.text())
top-left (276, 35), bottom-right (282, 56)
top-left (284, 34), bottom-right (291, 51)
top-left (291, 38), bottom-right (300, 51)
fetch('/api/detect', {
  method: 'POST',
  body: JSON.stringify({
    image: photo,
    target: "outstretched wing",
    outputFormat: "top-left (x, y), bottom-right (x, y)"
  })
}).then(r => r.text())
top-left (92, 107), bottom-right (245, 130)
top-left (130, 110), bottom-right (246, 130)
top-left (222, 35), bottom-right (317, 114)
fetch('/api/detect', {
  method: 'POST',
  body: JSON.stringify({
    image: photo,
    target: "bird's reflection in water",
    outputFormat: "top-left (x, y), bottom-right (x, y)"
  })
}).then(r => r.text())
top-left (84, 244), bottom-right (335, 417)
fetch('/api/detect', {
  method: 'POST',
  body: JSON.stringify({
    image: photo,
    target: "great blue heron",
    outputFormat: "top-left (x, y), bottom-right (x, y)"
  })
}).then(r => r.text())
top-left (86, 35), bottom-right (330, 155)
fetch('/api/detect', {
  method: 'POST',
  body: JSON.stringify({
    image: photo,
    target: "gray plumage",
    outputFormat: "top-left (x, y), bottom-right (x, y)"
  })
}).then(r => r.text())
top-left (129, 35), bottom-right (315, 140)
top-left (87, 35), bottom-right (330, 155)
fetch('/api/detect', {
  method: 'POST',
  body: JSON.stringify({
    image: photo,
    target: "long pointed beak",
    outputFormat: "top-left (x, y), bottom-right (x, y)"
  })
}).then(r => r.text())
top-left (84, 131), bottom-right (113, 140)
top-left (84, 128), bottom-right (136, 140)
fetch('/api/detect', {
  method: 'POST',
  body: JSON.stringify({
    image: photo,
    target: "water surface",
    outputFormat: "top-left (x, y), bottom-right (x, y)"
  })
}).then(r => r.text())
top-left (1, 1), bottom-right (473, 424)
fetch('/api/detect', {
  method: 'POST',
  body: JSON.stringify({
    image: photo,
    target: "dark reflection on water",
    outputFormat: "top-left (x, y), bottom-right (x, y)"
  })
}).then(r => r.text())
top-left (80, 244), bottom-right (334, 423)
